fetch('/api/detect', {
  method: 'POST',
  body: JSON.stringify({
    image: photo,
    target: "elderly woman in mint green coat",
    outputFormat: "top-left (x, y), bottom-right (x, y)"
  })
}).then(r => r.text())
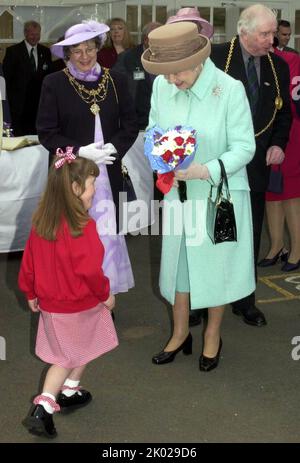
top-left (142, 22), bottom-right (256, 372)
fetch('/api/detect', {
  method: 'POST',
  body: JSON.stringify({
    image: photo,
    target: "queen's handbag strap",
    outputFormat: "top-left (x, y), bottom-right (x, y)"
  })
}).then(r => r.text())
top-left (218, 159), bottom-right (232, 201)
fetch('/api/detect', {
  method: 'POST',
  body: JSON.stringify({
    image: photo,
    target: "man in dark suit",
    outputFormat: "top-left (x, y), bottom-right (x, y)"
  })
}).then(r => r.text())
top-left (211, 4), bottom-right (292, 327)
top-left (3, 20), bottom-right (52, 135)
top-left (114, 22), bottom-right (161, 130)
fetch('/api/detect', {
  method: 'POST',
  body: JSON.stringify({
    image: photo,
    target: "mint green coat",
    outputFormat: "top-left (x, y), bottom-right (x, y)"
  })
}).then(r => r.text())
top-left (148, 58), bottom-right (256, 309)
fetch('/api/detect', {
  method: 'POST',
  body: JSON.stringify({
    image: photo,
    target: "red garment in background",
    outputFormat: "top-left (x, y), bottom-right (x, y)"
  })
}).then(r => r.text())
top-left (266, 49), bottom-right (300, 201)
top-left (97, 46), bottom-right (118, 68)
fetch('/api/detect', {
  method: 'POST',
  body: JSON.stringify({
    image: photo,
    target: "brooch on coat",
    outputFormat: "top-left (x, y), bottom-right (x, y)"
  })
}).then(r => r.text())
top-left (212, 85), bottom-right (222, 97)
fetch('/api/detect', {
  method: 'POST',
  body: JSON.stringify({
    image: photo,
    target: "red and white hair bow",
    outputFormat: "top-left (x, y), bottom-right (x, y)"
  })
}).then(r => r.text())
top-left (54, 146), bottom-right (76, 169)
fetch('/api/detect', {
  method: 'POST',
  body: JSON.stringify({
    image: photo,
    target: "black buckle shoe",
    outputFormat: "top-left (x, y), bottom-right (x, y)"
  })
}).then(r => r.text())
top-left (57, 389), bottom-right (92, 414)
top-left (23, 404), bottom-right (57, 438)
top-left (199, 338), bottom-right (222, 372)
top-left (232, 305), bottom-right (267, 327)
top-left (152, 333), bottom-right (192, 365)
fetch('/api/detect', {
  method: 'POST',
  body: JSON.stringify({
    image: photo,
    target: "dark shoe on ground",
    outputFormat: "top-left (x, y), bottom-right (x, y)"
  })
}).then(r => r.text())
top-left (152, 332), bottom-right (192, 365)
top-left (23, 404), bottom-right (57, 438)
top-left (281, 259), bottom-right (300, 272)
top-left (57, 390), bottom-right (92, 414)
top-left (232, 305), bottom-right (267, 327)
top-left (189, 310), bottom-right (202, 327)
top-left (199, 338), bottom-right (223, 372)
top-left (258, 248), bottom-right (288, 267)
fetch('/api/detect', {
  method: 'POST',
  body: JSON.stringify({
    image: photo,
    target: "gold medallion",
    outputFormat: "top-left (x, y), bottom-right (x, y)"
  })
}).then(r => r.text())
top-left (275, 96), bottom-right (283, 110)
top-left (90, 103), bottom-right (100, 115)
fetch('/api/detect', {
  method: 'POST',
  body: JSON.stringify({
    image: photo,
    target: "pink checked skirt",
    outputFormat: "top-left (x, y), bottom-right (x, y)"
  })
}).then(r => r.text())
top-left (35, 303), bottom-right (119, 368)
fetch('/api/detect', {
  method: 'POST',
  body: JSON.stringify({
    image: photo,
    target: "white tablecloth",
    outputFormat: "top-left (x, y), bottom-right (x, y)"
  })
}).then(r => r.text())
top-left (0, 144), bottom-right (49, 252)
top-left (0, 132), bottom-right (154, 252)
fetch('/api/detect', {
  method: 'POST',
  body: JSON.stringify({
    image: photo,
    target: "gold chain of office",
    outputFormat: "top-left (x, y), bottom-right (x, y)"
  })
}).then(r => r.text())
top-left (63, 67), bottom-right (117, 116)
top-left (224, 36), bottom-right (283, 138)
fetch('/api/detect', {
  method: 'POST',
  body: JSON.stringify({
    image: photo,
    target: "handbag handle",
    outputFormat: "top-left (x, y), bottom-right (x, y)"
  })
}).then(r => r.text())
top-left (218, 159), bottom-right (231, 199)
top-left (209, 159), bottom-right (232, 204)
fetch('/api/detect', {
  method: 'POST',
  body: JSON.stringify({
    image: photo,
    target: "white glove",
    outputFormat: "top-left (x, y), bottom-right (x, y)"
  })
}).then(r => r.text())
top-left (78, 142), bottom-right (116, 165)
top-left (102, 142), bottom-right (117, 155)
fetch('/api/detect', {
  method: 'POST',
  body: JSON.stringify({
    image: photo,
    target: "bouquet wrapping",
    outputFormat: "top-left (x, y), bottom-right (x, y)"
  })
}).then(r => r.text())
top-left (144, 125), bottom-right (197, 194)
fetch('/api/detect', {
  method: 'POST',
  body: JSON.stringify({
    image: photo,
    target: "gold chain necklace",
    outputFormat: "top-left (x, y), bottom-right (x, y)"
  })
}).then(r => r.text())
top-left (224, 37), bottom-right (283, 137)
top-left (64, 67), bottom-right (111, 115)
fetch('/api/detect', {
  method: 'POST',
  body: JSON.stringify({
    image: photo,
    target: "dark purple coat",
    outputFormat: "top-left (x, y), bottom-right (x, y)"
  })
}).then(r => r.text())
top-left (36, 68), bottom-right (139, 215)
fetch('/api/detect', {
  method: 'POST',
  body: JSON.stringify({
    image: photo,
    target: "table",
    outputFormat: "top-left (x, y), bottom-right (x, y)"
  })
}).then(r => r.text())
top-left (0, 132), bottom-right (154, 252)
top-left (0, 144), bottom-right (49, 252)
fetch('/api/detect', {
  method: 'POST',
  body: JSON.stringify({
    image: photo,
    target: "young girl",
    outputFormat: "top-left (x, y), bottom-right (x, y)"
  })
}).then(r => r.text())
top-left (18, 149), bottom-right (118, 438)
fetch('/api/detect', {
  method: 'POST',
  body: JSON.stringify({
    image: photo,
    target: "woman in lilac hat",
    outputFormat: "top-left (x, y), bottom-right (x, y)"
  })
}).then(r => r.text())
top-left (37, 21), bottom-right (138, 294)
top-left (167, 7), bottom-right (214, 39)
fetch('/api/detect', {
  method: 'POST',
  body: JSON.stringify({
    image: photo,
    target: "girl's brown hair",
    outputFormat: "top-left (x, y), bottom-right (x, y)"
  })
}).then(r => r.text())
top-left (32, 156), bottom-right (99, 240)
top-left (104, 18), bottom-right (134, 49)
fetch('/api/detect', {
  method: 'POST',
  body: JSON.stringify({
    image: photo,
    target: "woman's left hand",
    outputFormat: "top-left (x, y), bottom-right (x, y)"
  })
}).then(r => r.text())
top-left (174, 162), bottom-right (210, 181)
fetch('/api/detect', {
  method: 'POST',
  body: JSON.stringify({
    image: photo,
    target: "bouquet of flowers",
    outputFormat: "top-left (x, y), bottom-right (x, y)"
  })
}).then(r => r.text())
top-left (144, 125), bottom-right (197, 195)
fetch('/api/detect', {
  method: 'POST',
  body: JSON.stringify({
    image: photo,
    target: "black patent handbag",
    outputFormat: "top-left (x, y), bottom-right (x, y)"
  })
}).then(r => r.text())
top-left (206, 159), bottom-right (237, 244)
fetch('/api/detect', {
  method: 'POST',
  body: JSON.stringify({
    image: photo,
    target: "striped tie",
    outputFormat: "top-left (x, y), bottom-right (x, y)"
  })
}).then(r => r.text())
top-left (247, 56), bottom-right (259, 115)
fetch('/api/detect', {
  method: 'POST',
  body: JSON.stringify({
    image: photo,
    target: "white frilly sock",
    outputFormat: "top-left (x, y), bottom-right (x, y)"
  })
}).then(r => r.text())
top-left (61, 378), bottom-right (82, 397)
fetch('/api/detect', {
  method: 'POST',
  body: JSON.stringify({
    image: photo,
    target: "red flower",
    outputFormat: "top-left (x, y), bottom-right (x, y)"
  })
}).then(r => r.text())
top-left (186, 136), bottom-right (196, 145)
top-left (174, 136), bottom-right (184, 146)
top-left (162, 150), bottom-right (173, 163)
top-left (174, 148), bottom-right (185, 158)
top-left (160, 136), bottom-right (169, 142)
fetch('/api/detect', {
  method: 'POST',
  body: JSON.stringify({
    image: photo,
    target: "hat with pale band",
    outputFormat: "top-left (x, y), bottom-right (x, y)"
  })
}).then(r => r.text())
top-left (141, 22), bottom-right (211, 76)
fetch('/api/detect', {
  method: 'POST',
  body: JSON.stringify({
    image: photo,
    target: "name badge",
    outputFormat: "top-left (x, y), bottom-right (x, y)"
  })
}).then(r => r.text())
top-left (133, 69), bottom-right (145, 80)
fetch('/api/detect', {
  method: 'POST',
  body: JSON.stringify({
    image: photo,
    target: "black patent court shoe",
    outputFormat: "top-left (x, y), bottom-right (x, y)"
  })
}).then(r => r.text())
top-left (258, 248), bottom-right (288, 267)
top-left (57, 389), bottom-right (92, 414)
top-left (152, 333), bottom-right (192, 365)
top-left (199, 338), bottom-right (223, 372)
top-left (23, 404), bottom-right (57, 438)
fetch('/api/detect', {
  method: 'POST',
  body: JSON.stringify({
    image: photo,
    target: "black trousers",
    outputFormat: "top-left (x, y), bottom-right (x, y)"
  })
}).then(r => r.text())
top-left (231, 191), bottom-right (265, 311)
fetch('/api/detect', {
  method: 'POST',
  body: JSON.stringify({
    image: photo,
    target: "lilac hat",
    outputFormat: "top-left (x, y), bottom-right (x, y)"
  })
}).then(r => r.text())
top-left (51, 20), bottom-right (109, 59)
top-left (167, 7), bottom-right (214, 39)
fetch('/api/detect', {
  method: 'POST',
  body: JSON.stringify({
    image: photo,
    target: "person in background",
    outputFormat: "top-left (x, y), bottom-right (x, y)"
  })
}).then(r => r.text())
top-left (211, 4), bottom-right (291, 327)
top-left (19, 155), bottom-right (117, 438)
top-left (277, 19), bottom-right (299, 54)
top-left (37, 20), bottom-right (138, 297)
top-left (114, 22), bottom-right (161, 130)
top-left (259, 39), bottom-right (300, 272)
top-left (97, 17), bottom-right (134, 69)
top-left (3, 20), bottom-right (52, 135)
top-left (166, 6), bottom-right (214, 328)
top-left (143, 22), bottom-right (256, 372)
top-left (166, 6), bottom-right (214, 38)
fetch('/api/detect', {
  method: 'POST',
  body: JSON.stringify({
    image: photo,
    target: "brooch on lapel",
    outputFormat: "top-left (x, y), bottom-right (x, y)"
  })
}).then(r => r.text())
top-left (212, 85), bottom-right (222, 97)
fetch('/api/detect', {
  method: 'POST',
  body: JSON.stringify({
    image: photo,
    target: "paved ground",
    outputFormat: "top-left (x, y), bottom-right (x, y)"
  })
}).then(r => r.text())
top-left (1, 226), bottom-right (300, 443)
